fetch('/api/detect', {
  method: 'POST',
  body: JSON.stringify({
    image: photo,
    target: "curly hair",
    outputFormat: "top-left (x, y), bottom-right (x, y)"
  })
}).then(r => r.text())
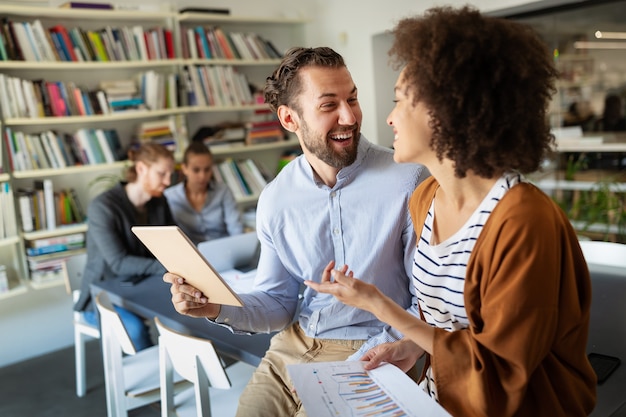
top-left (125, 142), bottom-right (174, 182)
top-left (389, 6), bottom-right (558, 178)
top-left (264, 47), bottom-right (346, 113)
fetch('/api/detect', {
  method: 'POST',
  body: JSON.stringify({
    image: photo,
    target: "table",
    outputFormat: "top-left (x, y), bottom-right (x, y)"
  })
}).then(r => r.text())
top-left (91, 275), bottom-right (274, 367)
top-left (586, 265), bottom-right (626, 417)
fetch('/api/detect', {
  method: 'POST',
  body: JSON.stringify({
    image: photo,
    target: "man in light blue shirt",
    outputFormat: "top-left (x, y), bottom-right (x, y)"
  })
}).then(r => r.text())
top-left (164, 47), bottom-right (428, 417)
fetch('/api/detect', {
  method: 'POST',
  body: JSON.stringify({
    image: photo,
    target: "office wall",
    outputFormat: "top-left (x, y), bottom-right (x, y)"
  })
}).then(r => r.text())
top-left (0, 0), bottom-right (550, 367)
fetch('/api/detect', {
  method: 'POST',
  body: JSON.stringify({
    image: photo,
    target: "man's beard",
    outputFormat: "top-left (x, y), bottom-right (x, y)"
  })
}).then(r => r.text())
top-left (300, 119), bottom-right (360, 169)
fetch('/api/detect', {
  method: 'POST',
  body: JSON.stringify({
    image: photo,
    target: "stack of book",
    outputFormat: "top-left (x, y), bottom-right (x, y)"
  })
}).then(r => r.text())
top-left (136, 119), bottom-right (180, 152)
top-left (100, 79), bottom-right (145, 113)
top-left (25, 232), bottom-right (85, 256)
top-left (0, 182), bottom-right (18, 240)
top-left (27, 256), bottom-right (70, 286)
top-left (245, 107), bottom-right (286, 145)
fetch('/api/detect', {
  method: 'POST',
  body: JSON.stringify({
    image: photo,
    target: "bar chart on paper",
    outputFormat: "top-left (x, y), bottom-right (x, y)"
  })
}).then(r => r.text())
top-left (287, 361), bottom-right (450, 417)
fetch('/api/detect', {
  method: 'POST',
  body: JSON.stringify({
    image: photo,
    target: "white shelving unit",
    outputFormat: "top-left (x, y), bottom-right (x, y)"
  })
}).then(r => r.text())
top-left (0, 4), bottom-right (307, 295)
top-left (532, 136), bottom-right (626, 240)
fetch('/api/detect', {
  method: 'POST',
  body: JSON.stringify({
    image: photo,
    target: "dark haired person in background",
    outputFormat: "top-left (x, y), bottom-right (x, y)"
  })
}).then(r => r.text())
top-left (594, 93), bottom-right (626, 132)
top-left (164, 141), bottom-right (243, 245)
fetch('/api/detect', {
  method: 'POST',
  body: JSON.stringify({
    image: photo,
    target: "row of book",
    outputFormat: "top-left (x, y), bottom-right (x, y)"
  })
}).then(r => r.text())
top-left (0, 18), bottom-right (175, 62)
top-left (0, 72), bottom-right (178, 120)
top-left (0, 182), bottom-right (18, 240)
top-left (214, 158), bottom-right (269, 199)
top-left (183, 64), bottom-right (254, 107)
top-left (4, 127), bottom-right (124, 172)
top-left (182, 26), bottom-right (282, 61)
top-left (17, 180), bottom-right (86, 233)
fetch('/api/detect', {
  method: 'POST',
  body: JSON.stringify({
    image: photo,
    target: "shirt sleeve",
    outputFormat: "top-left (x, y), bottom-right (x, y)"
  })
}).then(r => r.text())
top-left (349, 198), bottom-right (420, 360)
top-left (213, 227), bottom-right (301, 334)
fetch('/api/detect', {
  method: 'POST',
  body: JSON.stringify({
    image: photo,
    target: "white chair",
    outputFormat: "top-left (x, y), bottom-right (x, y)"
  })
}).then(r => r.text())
top-left (73, 289), bottom-right (100, 397)
top-left (155, 316), bottom-right (232, 417)
top-left (95, 292), bottom-right (190, 417)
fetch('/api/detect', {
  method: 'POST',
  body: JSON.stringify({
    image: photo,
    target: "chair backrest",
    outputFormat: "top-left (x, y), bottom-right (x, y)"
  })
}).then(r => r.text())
top-left (155, 316), bottom-right (231, 390)
top-left (95, 292), bottom-right (137, 355)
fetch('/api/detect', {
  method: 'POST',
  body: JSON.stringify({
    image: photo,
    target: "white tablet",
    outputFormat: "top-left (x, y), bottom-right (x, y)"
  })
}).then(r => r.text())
top-left (132, 225), bottom-right (244, 307)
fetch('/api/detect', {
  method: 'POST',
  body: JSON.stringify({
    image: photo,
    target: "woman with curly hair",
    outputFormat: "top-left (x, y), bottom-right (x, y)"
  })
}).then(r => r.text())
top-left (306, 6), bottom-right (597, 416)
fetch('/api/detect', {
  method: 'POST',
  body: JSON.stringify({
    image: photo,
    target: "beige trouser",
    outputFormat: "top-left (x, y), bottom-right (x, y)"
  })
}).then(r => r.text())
top-left (235, 322), bottom-right (366, 417)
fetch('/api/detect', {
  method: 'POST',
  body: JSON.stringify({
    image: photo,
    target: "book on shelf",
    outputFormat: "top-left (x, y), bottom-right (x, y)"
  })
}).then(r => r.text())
top-left (48, 25), bottom-right (78, 61)
top-left (136, 118), bottom-right (180, 152)
top-left (28, 232), bottom-right (85, 249)
top-left (18, 186), bottom-right (85, 233)
top-left (33, 179), bottom-right (56, 230)
top-left (178, 7), bottom-right (230, 14)
top-left (27, 256), bottom-right (69, 286)
top-left (1, 18), bottom-right (20, 60)
top-left (245, 118), bottom-right (286, 145)
top-left (26, 232), bottom-right (85, 256)
top-left (215, 158), bottom-right (268, 199)
top-left (17, 190), bottom-right (34, 233)
top-left (0, 182), bottom-right (18, 239)
top-left (59, 2), bottom-right (114, 10)
top-left (193, 124), bottom-right (247, 148)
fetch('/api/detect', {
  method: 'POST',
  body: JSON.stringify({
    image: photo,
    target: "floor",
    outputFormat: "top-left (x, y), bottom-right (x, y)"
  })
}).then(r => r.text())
top-left (0, 340), bottom-right (255, 417)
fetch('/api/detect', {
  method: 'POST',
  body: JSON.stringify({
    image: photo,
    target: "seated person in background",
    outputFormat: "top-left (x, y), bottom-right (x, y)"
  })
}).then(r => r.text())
top-left (563, 101), bottom-right (595, 132)
top-left (163, 46), bottom-right (428, 416)
top-left (307, 6), bottom-right (596, 417)
top-left (74, 143), bottom-right (175, 351)
top-left (164, 142), bottom-right (243, 246)
top-left (594, 93), bottom-right (626, 132)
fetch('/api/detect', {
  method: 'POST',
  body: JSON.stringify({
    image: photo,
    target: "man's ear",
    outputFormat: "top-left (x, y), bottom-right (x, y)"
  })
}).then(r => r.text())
top-left (135, 160), bottom-right (148, 176)
top-left (277, 105), bottom-right (298, 133)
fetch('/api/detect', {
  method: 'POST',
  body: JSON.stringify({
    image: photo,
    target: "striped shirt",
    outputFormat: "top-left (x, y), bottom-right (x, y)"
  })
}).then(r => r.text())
top-left (415, 172), bottom-right (524, 400)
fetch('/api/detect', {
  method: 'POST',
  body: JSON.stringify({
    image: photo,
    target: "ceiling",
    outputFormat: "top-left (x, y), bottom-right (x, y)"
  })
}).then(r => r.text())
top-left (504, 0), bottom-right (626, 39)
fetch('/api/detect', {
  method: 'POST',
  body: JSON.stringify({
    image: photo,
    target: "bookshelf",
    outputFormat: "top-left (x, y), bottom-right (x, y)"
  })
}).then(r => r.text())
top-left (0, 125), bottom-right (27, 295)
top-left (0, 4), bottom-right (307, 294)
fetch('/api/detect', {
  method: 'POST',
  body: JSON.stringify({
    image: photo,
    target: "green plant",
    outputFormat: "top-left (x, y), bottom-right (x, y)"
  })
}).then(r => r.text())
top-left (87, 164), bottom-right (129, 198)
top-left (565, 177), bottom-right (626, 241)
top-left (564, 153), bottom-right (588, 181)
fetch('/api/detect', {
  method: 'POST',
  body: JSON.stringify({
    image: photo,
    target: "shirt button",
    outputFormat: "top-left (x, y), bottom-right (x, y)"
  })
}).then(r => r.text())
top-left (330, 191), bottom-right (336, 198)
top-left (224, 318), bottom-right (230, 323)
top-left (333, 228), bottom-right (339, 235)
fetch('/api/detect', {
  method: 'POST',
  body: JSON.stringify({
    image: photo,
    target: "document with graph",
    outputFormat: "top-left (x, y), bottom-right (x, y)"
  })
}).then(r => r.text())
top-left (287, 361), bottom-right (450, 417)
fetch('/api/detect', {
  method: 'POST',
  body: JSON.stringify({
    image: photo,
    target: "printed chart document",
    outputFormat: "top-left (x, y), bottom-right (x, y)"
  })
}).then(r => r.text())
top-left (288, 361), bottom-right (451, 417)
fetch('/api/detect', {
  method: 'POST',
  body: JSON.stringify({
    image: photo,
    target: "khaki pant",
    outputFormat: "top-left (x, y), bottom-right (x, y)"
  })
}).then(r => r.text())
top-left (235, 322), bottom-right (366, 417)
